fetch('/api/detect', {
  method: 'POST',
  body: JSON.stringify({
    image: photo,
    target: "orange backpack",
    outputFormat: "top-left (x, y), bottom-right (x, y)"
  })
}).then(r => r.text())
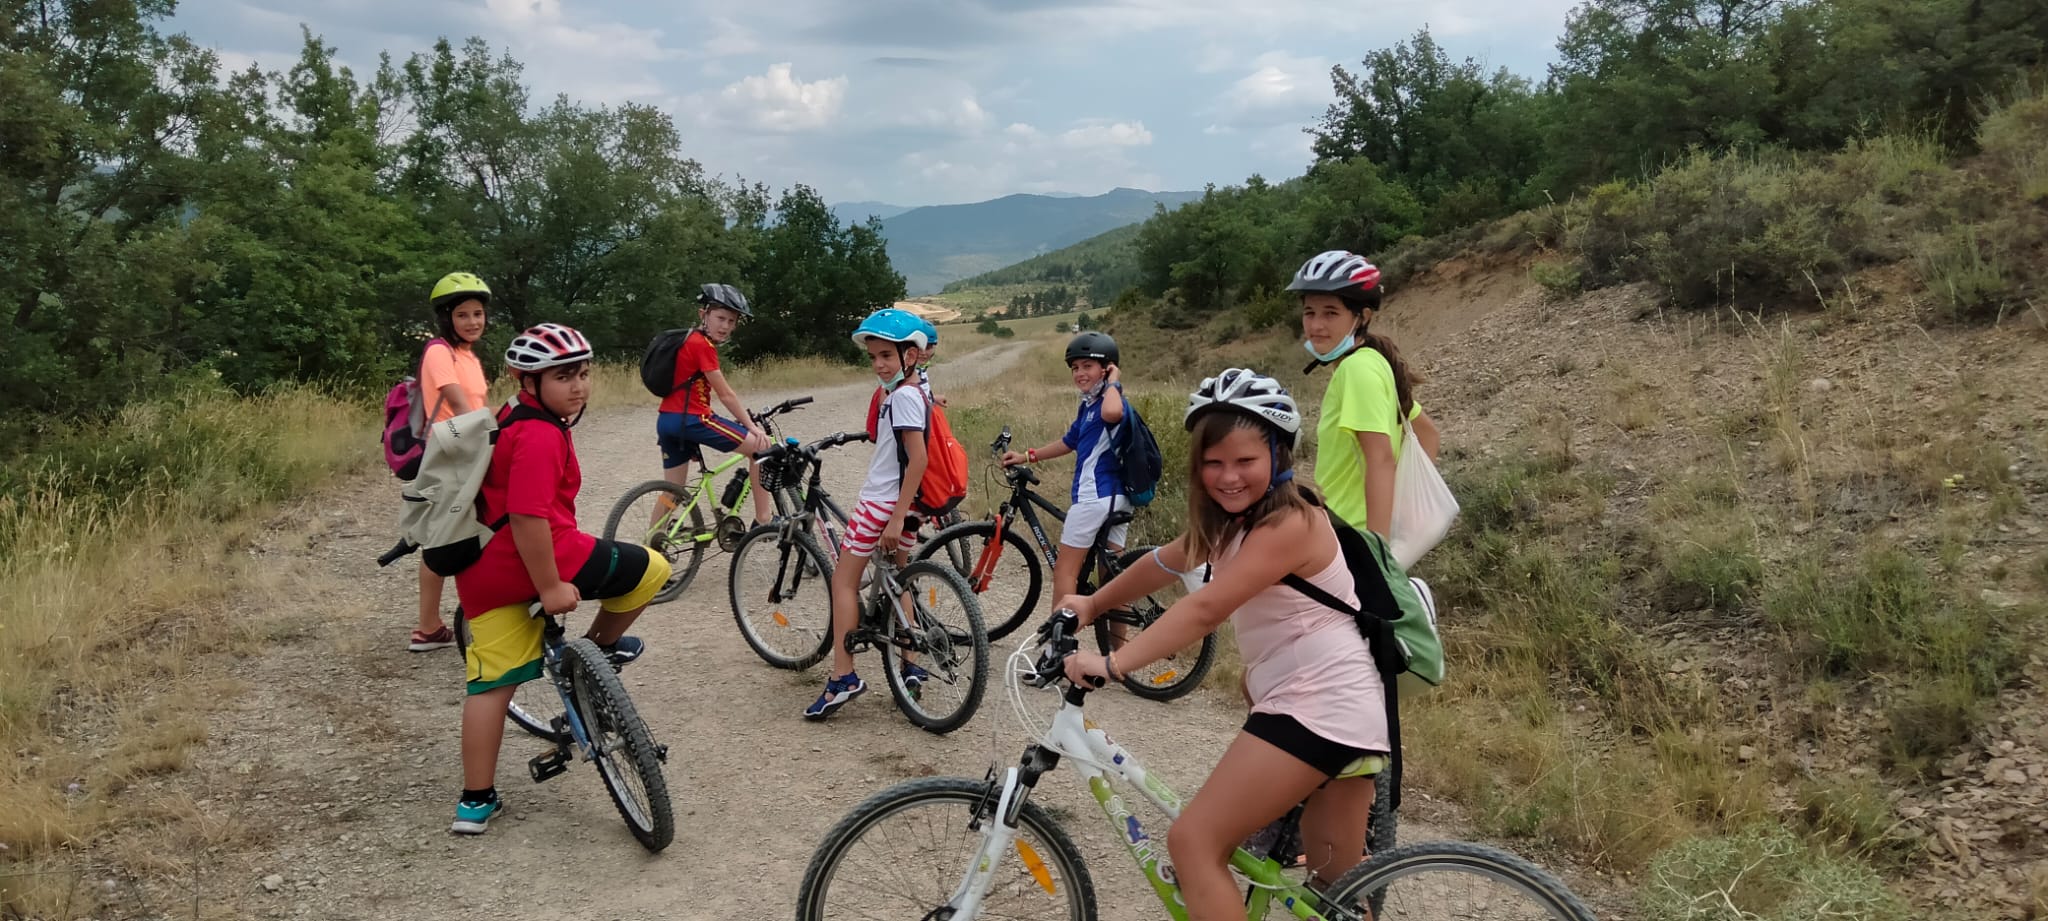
top-left (872, 385), bottom-right (968, 516)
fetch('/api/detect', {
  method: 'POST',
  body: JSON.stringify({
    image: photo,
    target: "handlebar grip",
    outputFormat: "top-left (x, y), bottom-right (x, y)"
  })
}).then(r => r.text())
top-left (789, 396), bottom-right (814, 407)
top-left (376, 539), bottom-right (416, 567)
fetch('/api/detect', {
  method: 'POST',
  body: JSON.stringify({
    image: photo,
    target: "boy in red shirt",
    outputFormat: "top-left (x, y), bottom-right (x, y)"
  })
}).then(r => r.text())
top-left (451, 323), bottom-right (671, 834)
top-left (654, 284), bottom-right (773, 525)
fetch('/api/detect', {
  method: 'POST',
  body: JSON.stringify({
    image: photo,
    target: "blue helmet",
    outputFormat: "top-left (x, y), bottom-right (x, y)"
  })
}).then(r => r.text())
top-left (851, 308), bottom-right (931, 350)
top-left (915, 315), bottom-right (939, 346)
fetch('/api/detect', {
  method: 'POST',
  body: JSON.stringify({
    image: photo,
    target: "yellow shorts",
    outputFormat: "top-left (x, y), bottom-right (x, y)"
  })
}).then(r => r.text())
top-left (1334, 754), bottom-right (1389, 780)
top-left (463, 545), bottom-right (670, 695)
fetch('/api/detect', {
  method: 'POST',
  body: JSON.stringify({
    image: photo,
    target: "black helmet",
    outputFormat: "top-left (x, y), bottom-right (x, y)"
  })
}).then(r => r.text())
top-left (1064, 331), bottom-right (1118, 366)
top-left (697, 283), bottom-right (752, 318)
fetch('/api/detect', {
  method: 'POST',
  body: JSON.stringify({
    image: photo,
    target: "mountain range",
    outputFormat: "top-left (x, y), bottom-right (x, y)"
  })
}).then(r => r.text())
top-left (833, 188), bottom-right (1202, 295)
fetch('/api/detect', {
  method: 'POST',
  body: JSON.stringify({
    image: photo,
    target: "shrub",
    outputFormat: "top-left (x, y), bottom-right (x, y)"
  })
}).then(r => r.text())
top-left (1918, 224), bottom-right (2021, 322)
top-left (1977, 93), bottom-right (2048, 204)
top-left (1642, 824), bottom-right (1909, 921)
top-left (1530, 260), bottom-right (1583, 299)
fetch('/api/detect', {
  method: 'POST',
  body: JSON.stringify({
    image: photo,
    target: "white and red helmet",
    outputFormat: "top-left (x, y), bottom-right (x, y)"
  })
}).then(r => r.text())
top-left (505, 323), bottom-right (592, 372)
top-left (1285, 250), bottom-right (1382, 296)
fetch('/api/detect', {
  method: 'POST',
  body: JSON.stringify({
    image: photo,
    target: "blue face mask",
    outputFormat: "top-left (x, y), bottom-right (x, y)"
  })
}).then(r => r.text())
top-left (1303, 332), bottom-right (1356, 363)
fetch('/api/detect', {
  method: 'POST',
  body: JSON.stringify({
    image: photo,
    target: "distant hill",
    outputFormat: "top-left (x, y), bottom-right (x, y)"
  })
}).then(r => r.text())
top-left (939, 223), bottom-right (1146, 308)
top-left (830, 200), bottom-right (911, 224)
top-left (877, 187), bottom-right (1200, 295)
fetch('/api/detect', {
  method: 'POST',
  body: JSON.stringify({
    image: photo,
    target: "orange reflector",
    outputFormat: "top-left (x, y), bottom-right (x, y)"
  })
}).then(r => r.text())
top-left (928, 587), bottom-right (939, 608)
top-left (1150, 670), bottom-right (1179, 685)
top-left (1015, 841), bottom-right (1055, 894)
top-left (772, 611), bottom-right (789, 627)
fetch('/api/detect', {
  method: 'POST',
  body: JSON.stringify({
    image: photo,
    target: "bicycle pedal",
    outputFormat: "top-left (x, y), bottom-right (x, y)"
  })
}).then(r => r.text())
top-left (655, 744), bottom-right (669, 764)
top-left (528, 749), bottom-right (571, 783)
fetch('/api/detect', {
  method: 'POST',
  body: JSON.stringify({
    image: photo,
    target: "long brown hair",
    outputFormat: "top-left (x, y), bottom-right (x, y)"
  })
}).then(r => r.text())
top-left (1183, 410), bottom-right (1316, 566)
top-left (1339, 292), bottom-right (1420, 417)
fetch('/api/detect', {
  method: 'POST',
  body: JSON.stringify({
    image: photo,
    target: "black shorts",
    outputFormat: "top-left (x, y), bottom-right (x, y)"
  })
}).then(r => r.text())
top-left (569, 539), bottom-right (653, 599)
top-left (1243, 711), bottom-right (1382, 778)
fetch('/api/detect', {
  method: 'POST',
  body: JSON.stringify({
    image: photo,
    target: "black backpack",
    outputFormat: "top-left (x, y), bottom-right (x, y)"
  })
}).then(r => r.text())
top-left (1114, 400), bottom-right (1164, 506)
top-left (639, 328), bottom-right (704, 398)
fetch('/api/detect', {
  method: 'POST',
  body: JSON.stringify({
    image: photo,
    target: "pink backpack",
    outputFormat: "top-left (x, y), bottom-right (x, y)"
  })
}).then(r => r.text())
top-left (381, 339), bottom-right (449, 480)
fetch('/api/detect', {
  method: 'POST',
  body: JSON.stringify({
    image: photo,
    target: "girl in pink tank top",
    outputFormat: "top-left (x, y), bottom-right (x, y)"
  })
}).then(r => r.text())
top-left (1054, 369), bottom-right (1389, 919)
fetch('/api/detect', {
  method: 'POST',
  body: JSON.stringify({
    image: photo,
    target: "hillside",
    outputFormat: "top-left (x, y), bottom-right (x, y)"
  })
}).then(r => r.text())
top-left (877, 187), bottom-right (1199, 295)
top-left (829, 200), bottom-right (911, 224)
top-left (1082, 253), bottom-right (2048, 919)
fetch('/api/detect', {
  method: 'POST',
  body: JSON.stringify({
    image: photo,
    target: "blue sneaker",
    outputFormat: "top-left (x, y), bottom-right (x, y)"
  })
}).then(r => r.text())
top-left (601, 635), bottom-right (644, 667)
top-left (803, 672), bottom-right (866, 720)
top-left (450, 797), bottom-right (504, 835)
top-left (899, 663), bottom-right (931, 689)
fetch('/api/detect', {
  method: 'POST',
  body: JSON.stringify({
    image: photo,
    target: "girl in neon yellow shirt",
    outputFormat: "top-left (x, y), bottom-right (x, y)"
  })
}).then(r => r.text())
top-left (1288, 251), bottom-right (1440, 536)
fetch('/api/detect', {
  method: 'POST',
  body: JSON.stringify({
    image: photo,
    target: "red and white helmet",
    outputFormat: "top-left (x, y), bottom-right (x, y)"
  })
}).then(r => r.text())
top-left (1285, 250), bottom-right (1381, 295)
top-left (505, 323), bottom-right (592, 372)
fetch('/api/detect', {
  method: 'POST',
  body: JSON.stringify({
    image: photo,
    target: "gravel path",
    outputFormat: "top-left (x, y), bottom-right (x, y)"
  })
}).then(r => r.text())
top-left (180, 340), bottom-right (1606, 920)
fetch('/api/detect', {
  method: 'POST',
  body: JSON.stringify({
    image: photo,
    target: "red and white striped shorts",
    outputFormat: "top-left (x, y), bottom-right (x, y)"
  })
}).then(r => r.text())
top-left (840, 499), bottom-right (918, 558)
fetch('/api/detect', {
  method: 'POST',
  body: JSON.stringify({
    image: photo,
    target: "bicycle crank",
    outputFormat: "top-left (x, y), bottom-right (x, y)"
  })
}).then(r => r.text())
top-left (715, 515), bottom-right (748, 552)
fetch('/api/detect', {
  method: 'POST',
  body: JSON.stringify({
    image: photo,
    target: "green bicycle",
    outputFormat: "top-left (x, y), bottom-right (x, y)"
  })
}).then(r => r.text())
top-left (795, 612), bottom-right (1597, 921)
top-left (602, 396), bottom-right (813, 601)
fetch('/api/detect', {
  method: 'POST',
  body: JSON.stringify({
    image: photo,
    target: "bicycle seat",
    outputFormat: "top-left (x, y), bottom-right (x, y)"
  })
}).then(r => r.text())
top-left (1104, 510), bottom-right (1135, 528)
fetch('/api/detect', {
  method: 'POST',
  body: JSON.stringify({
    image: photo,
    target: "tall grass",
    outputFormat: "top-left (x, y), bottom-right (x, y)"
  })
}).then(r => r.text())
top-left (1, 380), bottom-right (371, 905)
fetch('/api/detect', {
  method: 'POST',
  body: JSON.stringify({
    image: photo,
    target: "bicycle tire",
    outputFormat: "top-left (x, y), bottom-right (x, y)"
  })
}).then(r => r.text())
top-left (560, 638), bottom-right (674, 853)
top-left (452, 609), bottom-right (567, 744)
top-left (914, 519), bottom-right (1042, 641)
top-left (1090, 547), bottom-right (1215, 701)
top-left (729, 524), bottom-right (835, 670)
top-left (796, 776), bottom-right (1097, 921)
top-left (879, 561), bottom-right (991, 734)
top-left (601, 479), bottom-right (706, 603)
top-left (1317, 841), bottom-right (1596, 921)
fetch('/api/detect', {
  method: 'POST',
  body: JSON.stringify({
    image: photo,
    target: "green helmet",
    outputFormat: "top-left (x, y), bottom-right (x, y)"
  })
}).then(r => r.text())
top-left (430, 272), bottom-right (492, 310)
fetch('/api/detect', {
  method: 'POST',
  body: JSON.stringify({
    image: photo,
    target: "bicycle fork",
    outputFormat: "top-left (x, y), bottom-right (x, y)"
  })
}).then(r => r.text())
top-left (949, 765), bottom-right (1031, 918)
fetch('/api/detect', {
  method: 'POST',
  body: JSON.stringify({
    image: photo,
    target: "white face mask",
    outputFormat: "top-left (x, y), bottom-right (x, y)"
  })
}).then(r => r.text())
top-left (1303, 332), bottom-right (1356, 363)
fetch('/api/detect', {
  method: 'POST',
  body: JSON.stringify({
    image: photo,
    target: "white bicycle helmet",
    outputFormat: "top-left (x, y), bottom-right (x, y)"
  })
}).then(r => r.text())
top-left (505, 322), bottom-right (593, 372)
top-left (1286, 250), bottom-right (1382, 295)
top-left (1184, 368), bottom-right (1302, 448)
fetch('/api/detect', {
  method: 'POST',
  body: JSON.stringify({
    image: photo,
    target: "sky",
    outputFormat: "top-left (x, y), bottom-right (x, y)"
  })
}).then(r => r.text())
top-left (177, 0), bottom-right (1585, 207)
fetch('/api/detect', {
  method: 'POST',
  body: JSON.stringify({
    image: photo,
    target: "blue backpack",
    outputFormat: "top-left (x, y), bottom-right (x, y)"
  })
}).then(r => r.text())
top-left (1114, 400), bottom-right (1164, 506)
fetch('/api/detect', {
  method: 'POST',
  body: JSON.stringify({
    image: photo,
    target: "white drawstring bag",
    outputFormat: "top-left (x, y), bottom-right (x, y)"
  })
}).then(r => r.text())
top-left (1387, 419), bottom-right (1458, 570)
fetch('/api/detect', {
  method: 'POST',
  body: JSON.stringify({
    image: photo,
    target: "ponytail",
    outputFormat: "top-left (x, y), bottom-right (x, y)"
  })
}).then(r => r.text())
top-left (1335, 290), bottom-right (1420, 417)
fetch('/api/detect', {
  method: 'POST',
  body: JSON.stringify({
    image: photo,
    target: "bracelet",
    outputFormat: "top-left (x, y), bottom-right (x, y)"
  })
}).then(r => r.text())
top-left (1105, 652), bottom-right (1122, 681)
top-left (1026, 448), bottom-right (1038, 464)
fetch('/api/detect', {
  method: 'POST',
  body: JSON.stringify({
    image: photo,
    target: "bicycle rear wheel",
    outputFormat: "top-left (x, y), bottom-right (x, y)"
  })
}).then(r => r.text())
top-left (1316, 841), bottom-right (1596, 921)
top-left (914, 519), bottom-right (1042, 641)
top-left (796, 776), bottom-right (1096, 921)
top-left (880, 561), bottom-right (990, 734)
top-left (729, 524), bottom-right (834, 670)
top-left (601, 480), bottom-right (706, 603)
top-left (453, 610), bottom-right (566, 744)
top-left (1091, 547), bottom-right (1215, 701)
top-left (561, 638), bottom-right (674, 852)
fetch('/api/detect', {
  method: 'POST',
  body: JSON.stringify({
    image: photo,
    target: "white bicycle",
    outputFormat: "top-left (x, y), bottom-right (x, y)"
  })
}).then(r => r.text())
top-left (795, 611), bottom-right (1598, 920)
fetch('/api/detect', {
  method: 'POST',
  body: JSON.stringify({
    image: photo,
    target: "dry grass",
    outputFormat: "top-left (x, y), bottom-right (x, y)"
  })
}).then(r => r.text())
top-left (0, 383), bottom-right (371, 914)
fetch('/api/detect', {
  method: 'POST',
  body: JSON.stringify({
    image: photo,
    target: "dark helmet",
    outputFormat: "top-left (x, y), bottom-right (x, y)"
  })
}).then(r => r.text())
top-left (697, 283), bottom-right (752, 318)
top-left (1064, 331), bottom-right (1119, 366)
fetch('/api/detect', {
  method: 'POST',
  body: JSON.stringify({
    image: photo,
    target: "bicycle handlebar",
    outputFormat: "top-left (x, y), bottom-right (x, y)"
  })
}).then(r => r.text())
top-left (752, 395), bottom-right (816, 426)
top-left (1027, 610), bottom-right (1103, 689)
top-left (377, 539), bottom-right (416, 567)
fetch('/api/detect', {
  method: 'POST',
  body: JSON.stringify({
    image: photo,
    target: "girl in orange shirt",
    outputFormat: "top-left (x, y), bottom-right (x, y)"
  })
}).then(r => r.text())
top-left (410, 272), bottom-right (493, 651)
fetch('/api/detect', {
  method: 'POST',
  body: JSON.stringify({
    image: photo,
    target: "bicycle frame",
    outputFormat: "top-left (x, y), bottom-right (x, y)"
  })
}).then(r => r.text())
top-left (528, 618), bottom-right (608, 776)
top-left (959, 689), bottom-right (1333, 921)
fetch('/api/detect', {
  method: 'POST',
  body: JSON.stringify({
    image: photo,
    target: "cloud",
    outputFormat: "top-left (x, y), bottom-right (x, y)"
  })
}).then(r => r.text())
top-left (1214, 51), bottom-right (1331, 127)
top-left (713, 63), bottom-right (848, 132)
top-left (480, 0), bottom-right (674, 101)
top-left (1057, 120), bottom-right (1152, 148)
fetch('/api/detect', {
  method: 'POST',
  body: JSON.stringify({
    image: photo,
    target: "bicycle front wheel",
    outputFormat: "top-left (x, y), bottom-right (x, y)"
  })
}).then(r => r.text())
top-left (561, 638), bottom-right (674, 853)
top-left (914, 520), bottom-right (1042, 641)
top-left (453, 610), bottom-right (566, 744)
top-left (1317, 841), bottom-right (1597, 921)
top-left (796, 776), bottom-right (1097, 921)
top-left (729, 524), bottom-right (835, 670)
top-left (1091, 547), bottom-right (1215, 701)
top-left (880, 561), bottom-right (990, 734)
top-left (601, 480), bottom-right (706, 603)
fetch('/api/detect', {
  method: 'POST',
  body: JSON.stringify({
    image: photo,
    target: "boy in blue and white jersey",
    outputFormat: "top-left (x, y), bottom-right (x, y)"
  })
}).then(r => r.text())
top-left (998, 331), bottom-right (1129, 612)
